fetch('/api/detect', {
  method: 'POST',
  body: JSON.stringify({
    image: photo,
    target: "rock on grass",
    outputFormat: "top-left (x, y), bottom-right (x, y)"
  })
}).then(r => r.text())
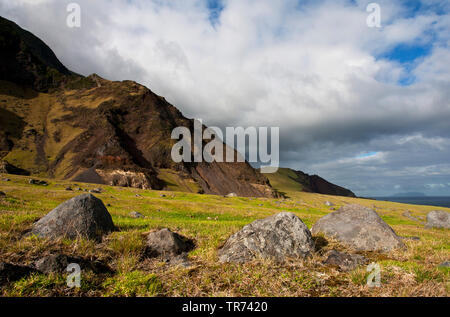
top-left (311, 204), bottom-right (405, 252)
top-left (34, 254), bottom-right (112, 274)
top-left (218, 212), bottom-right (315, 263)
top-left (425, 210), bottom-right (450, 229)
top-left (145, 228), bottom-right (195, 259)
top-left (323, 250), bottom-right (368, 272)
top-left (30, 194), bottom-right (115, 241)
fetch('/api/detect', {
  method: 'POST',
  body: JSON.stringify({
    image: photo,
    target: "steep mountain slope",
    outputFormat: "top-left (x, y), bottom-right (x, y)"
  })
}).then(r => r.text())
top-left (266, 168), bottom-right (356, 197)
top-left (0, 16), bottom-right (276, 197)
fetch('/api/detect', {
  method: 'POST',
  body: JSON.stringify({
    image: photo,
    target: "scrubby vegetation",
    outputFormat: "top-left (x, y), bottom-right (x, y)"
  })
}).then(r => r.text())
top-left (0, 174), bottom-right (448, 297)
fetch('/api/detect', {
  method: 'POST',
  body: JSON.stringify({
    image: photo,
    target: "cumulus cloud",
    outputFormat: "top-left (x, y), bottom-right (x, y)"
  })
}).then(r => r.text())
top-left (0, 0), bottom-right (449, 196)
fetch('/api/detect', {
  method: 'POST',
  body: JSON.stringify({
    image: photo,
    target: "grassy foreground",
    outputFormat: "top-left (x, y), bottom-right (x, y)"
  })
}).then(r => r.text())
top-left (0, 174), bottom-right (448, 297)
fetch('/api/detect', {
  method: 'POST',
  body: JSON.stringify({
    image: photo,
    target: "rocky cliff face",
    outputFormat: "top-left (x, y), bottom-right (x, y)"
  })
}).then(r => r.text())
top-left (0, 16), bottom-right (276, 198)
top-left (292, 170), bottom-right (356, 197)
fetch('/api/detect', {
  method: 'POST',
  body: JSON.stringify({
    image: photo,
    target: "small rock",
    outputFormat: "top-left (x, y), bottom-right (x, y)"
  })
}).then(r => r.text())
top-left (35, 254), bottom-right (75, 274)
top-left (160, 194), bottom-right (166, 198)
top-left (3, 178), bottom-right (10, 182)
top-left (225, 193), bottom-right (237, 198)
top-left (129, 211), bottom-right (144, 218)
top-left (425, 210), bottom-right (450, 229)
top-left (135, 194), bottom-right (142, 197)
top-left (29, 179), bottom-right (48, 186)
top-left (219, 212), bottom-right (315, 263)
top-left (65, 187), bottom-right (73, 191)
top-left (323, 250), bottom-right (368, 272)
top-left (0, 191), bottom-right (6, 197)
top-left (0, 262), bottom-right (37, 285)
top-left (400, 236), bottom-right (421, 241)
top-left (207, 217), bottom-right (212, 220)
top-left (168, 254), bottom-right (192, 268)
top-left (89, 188), bottom-right (102, 194)
top-left (402, 211), bottom-right (425, 224)
top-left (258, 204), bottom-right (263, 207)
top-left (145, 228), bottom-right (195, 259)
top-left (75, 187), bottom-right (82, 191)
top-left (438, 261), bottom-right (450, 268)
top-left (30, 194), bottom-right (115, 241)
top-left (34, 254), bottom-right (112, 274)
top-left (325, 201), bottom-right (334, 207)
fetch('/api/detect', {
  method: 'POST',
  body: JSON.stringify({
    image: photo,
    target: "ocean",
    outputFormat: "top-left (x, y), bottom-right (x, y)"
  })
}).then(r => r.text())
top-left (374, 196), bottom-right (450, 208)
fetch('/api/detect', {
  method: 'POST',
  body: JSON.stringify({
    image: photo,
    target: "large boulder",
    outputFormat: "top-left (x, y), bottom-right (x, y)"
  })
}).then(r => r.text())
top-left (311, 204), bottom-right (405, 252)
top-left (425, 210), bottom-right (450, 229)
top-left (30, 194), bottom-right (115, 241)
top-left (218, 212), bottom-right (315, 263)
top-left (145, 228), bottom-right (195, 258)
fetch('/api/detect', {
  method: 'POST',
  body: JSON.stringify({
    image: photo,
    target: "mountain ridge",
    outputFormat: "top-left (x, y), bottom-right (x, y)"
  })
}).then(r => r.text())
top-left (0, 16), bottom-right (355, 199)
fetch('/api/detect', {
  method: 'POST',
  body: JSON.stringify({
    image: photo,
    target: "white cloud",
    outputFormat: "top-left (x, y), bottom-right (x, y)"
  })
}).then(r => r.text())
top-left (0, 0), bottom-right (449, 196)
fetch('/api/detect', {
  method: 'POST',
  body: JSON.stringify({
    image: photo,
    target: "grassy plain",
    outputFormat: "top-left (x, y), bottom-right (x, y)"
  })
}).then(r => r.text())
top-left (0, 174), bottom-right (448, 297)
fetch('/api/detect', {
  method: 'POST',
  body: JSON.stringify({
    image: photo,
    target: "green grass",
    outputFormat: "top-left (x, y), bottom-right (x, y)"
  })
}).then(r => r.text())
top-left (0, 174), bottom-right (449, 297)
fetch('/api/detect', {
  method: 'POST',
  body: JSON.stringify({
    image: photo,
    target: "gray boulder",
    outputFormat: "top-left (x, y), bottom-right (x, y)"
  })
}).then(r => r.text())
top-left (438, 261), bottom-right (450, 268)
top-left (425, 210), bottom-right (450, 229)
top-left (325, 201), bottom-right (334, 207)
top-left (218, 212), bottom-right (315, 263)
top-left (311, 204), bottom-right (405, 252)
top-left (225, 193), bottom-right (238, 198)
top-left (323, 250), bottom-right (367, 271)
top-left (30, 194), bottom-right (115, 241)
top-left (145, 228), bottom-right (195, 258)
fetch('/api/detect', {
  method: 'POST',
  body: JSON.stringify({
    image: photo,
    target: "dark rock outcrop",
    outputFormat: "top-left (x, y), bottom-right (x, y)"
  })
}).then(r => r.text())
top-left (0, 160), bottom-right (30, 176)
top-left (145, 228), bottom-right (195, 259)
top-left (0, 262), bottom-right (37, 285)
top-left (218, 212), bottom-right (315, 263)
top-left (0, 16), bottom-right (75, 92)
top-left (29, 179), bottom-right (48, 186)
top-left (30, 194), bottom-right (115, 241)
top-left (311, 204), bottom-right (405, 252)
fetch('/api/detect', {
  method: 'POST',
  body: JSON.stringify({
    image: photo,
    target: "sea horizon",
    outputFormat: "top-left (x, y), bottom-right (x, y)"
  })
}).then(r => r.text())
top-left (372, 196), bottom-right (450, 208)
